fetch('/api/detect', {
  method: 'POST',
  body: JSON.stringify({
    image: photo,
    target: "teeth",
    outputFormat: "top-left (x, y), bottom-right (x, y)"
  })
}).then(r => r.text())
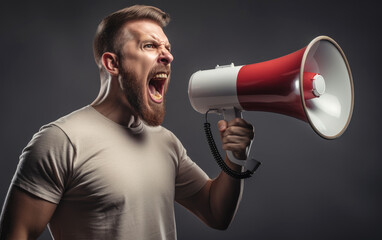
top-left (154, 90), bottom-right (162, 99)
top-left (154, 73), bottom-right (167, 79)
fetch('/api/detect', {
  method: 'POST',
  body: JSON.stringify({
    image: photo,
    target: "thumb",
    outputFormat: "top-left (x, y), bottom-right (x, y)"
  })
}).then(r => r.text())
top-left (217, 120), bottom-right (227, 139)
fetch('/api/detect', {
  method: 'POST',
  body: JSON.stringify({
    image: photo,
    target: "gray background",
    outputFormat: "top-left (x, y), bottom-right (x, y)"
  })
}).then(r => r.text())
top-left (0, 0), bottom-right (380, 239)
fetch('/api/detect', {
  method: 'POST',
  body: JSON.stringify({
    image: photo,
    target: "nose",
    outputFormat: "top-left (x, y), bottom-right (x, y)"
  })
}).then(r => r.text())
top-left (159, 48), bottom-right (174, 65)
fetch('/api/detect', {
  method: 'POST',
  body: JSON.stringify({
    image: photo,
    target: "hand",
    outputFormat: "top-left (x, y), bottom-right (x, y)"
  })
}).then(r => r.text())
top-left (218, 118), bottom-right (254, 160)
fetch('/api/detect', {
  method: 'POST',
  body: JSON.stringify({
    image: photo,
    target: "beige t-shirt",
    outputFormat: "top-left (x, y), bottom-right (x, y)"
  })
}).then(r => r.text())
top-left (12, 106), bottom-right (209, 240)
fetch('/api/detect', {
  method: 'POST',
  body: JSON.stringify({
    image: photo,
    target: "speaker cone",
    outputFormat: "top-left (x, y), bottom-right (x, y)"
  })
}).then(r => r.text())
top-left (301, 36), bottom-right (354, 139)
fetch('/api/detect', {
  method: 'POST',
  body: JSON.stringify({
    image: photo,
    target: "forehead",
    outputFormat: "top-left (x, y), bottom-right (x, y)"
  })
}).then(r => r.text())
top-left (122, 19), bottom-right (170, 44)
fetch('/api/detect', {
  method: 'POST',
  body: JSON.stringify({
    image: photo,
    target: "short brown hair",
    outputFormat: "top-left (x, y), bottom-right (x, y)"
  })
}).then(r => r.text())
top-left (93, 5), bottom-right (170, 66)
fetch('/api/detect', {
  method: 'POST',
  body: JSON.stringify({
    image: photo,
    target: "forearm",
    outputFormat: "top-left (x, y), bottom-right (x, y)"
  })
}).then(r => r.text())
top-left (208, 155), bottom-right (244, 229)
top-left (180, 118), bottom-right (252, 229)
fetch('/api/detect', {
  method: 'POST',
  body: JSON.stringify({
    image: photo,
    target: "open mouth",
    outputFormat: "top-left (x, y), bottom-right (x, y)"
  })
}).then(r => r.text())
top-left (148, 73), bottom-right (167, 103)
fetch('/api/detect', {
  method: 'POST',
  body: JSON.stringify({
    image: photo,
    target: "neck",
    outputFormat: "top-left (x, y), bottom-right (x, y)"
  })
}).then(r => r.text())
top-left (91, 76), bottom-right (139, 127)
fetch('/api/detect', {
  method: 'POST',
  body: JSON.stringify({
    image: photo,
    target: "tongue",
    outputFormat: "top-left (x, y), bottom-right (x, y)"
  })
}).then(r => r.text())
top-left (149, 84), bottom-right (156, 95)
top-left (149, 83), bottom-right (162, 99)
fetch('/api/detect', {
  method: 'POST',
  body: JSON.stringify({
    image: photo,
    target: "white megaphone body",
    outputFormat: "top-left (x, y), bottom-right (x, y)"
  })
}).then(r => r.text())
top-left (188, 36), bottom-right (354, 176)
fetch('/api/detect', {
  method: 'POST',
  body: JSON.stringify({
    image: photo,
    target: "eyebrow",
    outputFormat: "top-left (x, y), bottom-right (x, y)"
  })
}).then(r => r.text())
top-left (149, 34), bottom-right (171, 49)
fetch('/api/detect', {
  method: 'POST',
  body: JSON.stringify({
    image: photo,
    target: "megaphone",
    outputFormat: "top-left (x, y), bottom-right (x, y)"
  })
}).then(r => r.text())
top-left (188, 36), bottom-right (354, 177)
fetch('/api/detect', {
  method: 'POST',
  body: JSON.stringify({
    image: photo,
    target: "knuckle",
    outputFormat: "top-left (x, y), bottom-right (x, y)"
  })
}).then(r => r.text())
top-left (225, 127), bottom-right (234, 135)
top-left (229, 118), bottom-right (241, 126)
top-left (234, 118), bottom-right (241, 124)
top-left (222, 137), bottom-right (229, 144)
top-left (226, 135), bottom-right (234, 142)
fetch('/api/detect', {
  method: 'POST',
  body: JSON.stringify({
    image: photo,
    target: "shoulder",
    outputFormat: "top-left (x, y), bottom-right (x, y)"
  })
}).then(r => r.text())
top-left (20, 124), bottom-right (75, 168)
top-left (25, 124), bottom-right (72, 154)
top-left (48, 105), bottom-right (117, 143)
top-left (14, 119), bottom-right (76, 204)
top-left (52, 106), bottom-right (96, 132)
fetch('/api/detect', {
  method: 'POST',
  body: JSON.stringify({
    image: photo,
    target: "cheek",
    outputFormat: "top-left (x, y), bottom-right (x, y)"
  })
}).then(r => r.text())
top-left (142, 53), bottom-right (158, 68)
top-left (137, 59), bottom-right (155, 78)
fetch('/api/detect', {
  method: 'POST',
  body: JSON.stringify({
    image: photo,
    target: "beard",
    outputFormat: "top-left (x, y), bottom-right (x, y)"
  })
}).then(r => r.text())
top-left (119, 65), bottom-right (167, 126)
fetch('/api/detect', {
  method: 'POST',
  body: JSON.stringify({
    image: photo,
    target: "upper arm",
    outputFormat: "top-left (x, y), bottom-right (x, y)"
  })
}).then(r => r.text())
top-left (0, 186), bottom-right (57, 240)
top-left (176, 160), bottom-right (243, 230)
top-left (176, 180), bottom-right (215, 227)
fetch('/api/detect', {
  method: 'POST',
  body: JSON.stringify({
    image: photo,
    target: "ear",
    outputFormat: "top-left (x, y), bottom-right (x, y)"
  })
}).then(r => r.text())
top-left (101, 52), bottom-right (119, 76)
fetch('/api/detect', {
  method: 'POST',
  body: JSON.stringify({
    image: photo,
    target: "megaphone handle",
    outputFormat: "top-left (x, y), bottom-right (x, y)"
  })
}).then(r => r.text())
top-left (223, 107), bottom-right (260, 172)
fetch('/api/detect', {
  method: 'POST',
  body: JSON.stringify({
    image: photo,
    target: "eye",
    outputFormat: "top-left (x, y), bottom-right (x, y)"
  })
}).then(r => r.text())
top-left (144, 43), bottom-right (156, 49)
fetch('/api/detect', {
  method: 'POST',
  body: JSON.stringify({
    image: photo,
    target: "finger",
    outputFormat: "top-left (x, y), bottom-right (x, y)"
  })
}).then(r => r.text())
top-left (218, 120), bottom-right (228, 132)
top-left (217, 120), bottom-right (228, 140)
top-left (222, 139), bottom-right (250, 160)
top-left (221, 135), bottom-right (252, 146)
top-left (221, 142), bottom-right (250, 152)
top-left (227, 118), bottom-right (253, 130)
top-left (223, 126), bottom-right (255, 139)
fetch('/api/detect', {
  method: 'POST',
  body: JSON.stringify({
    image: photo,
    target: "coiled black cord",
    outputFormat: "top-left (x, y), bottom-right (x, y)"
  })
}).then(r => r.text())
top-left (203, 111), bottom-right (255, 179)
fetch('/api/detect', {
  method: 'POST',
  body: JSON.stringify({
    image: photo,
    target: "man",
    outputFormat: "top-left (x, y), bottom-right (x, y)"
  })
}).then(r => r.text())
top-left (0, 5), bottom-right (254, 240)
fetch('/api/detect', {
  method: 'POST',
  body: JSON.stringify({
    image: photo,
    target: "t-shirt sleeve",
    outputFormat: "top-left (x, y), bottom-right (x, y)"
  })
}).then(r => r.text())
top-left (11, 124), bottom-right (75, 204)
top-left (169, 132), bottom-right (209, 200)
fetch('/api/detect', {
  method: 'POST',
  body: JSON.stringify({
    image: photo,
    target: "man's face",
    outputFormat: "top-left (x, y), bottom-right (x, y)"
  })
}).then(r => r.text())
top-left (117, 19), bottom-right (173, 126)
